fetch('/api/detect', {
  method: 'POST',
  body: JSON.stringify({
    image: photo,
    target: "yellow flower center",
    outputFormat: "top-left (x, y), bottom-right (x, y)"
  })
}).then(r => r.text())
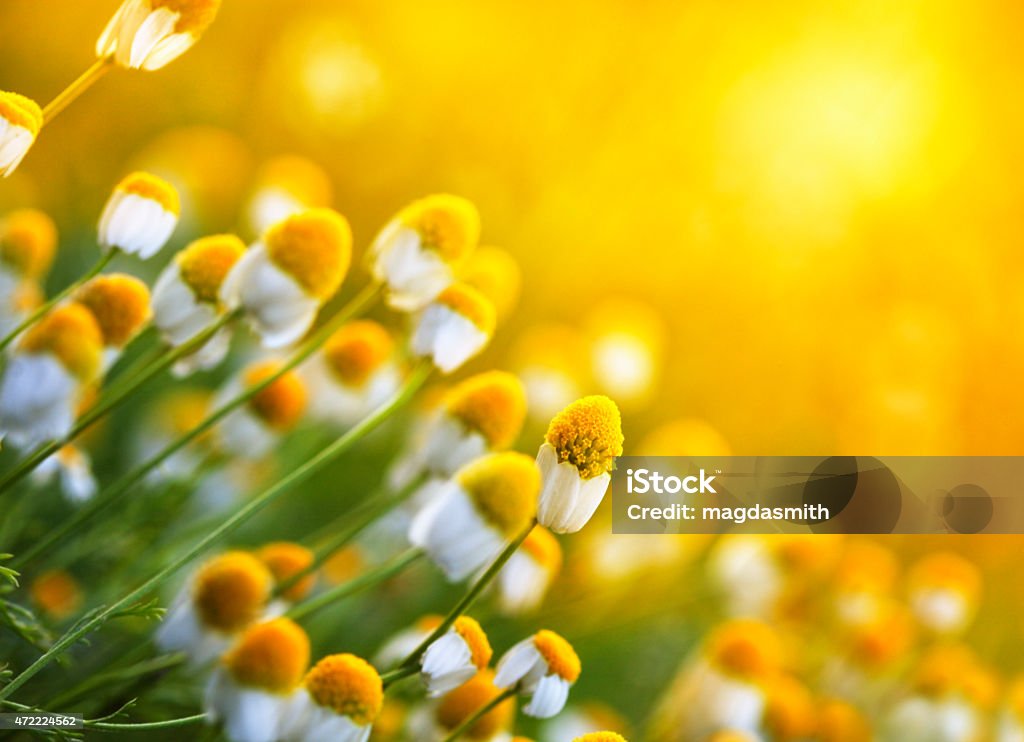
top-left (20, 303), bottom-right (103, 381)
top-left (706, 620), bottom-right (782, 680)
top-left (224, 618), bottom-right (310, 693)
top-left (816, 700), bottom-right (871, 742)
top-left (416, 614), bottom-right (445, 633)
top-left (532, 629), bottom-right (581, 683)
top-left (115, 172), bottom-right (181, 215)
top-left (243, 361), bottom-right (308, 431)
top-left (304, 654), bottom-right (383, 725)
top-left (151, 0), bottom-right (222, 35)
top-left (398, 194), bottom-right (480, 262)
top-left (192, 550), bottom-right (272, 633)
top-left (461, 245), bottom-right (521, 319)
top-left (0, 209), bottom-right (57, 279)
top-left (264, 208), bottom-right (351, 301)
top-left (436, 670), bottom-right (513, 740)
top-left (154, 388), bottom-right (212, 435)
top-left (572, 735), bottom-right (628, 742)
top-left (434, 283), bottom-right (496, 334)
top-left (322, 546), bottom-right (364, 586)
top-left (521, 526), bottom-right (562, 573)
top-left (75, 274), bottom-right (152, 348)
top-left (256, 542), bottom-right (315, 602)
top-left (322, 320), bottom-right (394, 387)
top-left (456, 452), bottom-right (539, 536)
top-left (176, 234), bottom-right (245, 304)
top-left (30, 570), bottom-right (82, 621)
top-left (445, 370), bottom-right (527, 450)
top-left (545, 395), bottom-right (624, 480)
top-left (0, 91), bottom-right (42, 135)
top-left (453, 616), bottom-right (493, 671)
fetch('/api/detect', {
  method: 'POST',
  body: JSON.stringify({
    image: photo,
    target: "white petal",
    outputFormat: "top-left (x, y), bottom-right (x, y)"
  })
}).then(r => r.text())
top-left (371, 226), bottom-right (452, 311)
top-left (205, 671), bottom-right (292, 742)
top-left (420, 415), bottom-right (488, 477)
top-left (535, 442), bottom-right (609, 534)
top-left (522, 674), bottom-right (570, 719)
top-left (0, 354), bottom-right (77, 447)
top-left (128, 7), bottom-right (179, 69)
top-left (98, 192), bottom-right (176, 258)
top-left (409, 484), bottom-right (505, 582)
top-left (420, 631), bottom-right (477, 696)
top-left (412, 305), bottom-right (488, 374)
top-left (497, 551), bottom-right (550, 615)
top-left (141, 32), bottom-right (197, 70)
top-left (0, 123), bottom-right (35, 177)
top-left (494, 640), bottom-right (542, 690)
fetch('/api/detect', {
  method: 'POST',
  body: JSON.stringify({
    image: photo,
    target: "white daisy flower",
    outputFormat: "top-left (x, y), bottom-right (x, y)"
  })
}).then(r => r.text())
top-left (0, 209), bottom-right (56, 336)
top-left (74, 273), bottom-right (152, 371)
top-left (152, 234), bottom-right (245, 375)
top-left (409, 452), bottom-right (540, 582)
top-left (215, 360), bottom-right (308, 460)
top-left (411, 282), bottom-right (495, 374)
top-left (541, 703), bottom-right (628, 742)
top-left (535, 395), bottom-right (623, 534)
top-left (368, 194), bottom-right (480, 312)
top-left (419, 616), bottom-right (492, 697)
top-left (0, 91), bottom-right (42, 178)
top-left (205, 618), bottom-right (310, 742)
top-left (97, 0), bottom-right (223, 71)
top-left (220, 208), bottom-right (351, 349)
top-left (497, 526), bottom-right (561, 615)
top-left (494, 629), bottom-right (581, 719)
top-left (279, 653), bottom-right (383, 742)
top-left (426, 669), bottom-right (515, 742)
top-left (98, 172), bottom-right (180, 259)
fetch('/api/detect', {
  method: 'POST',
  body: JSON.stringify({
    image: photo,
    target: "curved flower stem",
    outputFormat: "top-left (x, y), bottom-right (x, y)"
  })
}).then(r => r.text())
top-left (86, 713), bottom-right (208, 732)
top-left (0, 309), bottom-right (241, 497)
top-left (0, 251), bottom-right (116, 353)
top-left (11, 283), bottom-right (382, 569)
top-left (42, 56), bottom-right (114, 126)
top-left (383, 520), bottom-right (537, 689)
top-left (439, 688), bottom-right (515, 742)
top-left (0, 361), bottom-right (432, 701)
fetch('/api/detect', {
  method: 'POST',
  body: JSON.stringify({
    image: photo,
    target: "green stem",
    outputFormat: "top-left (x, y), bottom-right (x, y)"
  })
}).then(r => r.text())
top-left (384, 521), bottom-right (536, 688)
top-left (0, 362), bottom-right (431, 701)
top-left (0, 309), bottom-right (240, 497)
top-left (11, 283), bottom-right (381, 569)
top-left (285, 549), bottom-right (423, 622)
top-left (42, 56), bottom-right (114, 125)
top-left (439, 688), bottom-right (515, 742)
top-left (87, 713), bottom-right (207, 732)
top-left (0, 251), bottom-right (115, 354)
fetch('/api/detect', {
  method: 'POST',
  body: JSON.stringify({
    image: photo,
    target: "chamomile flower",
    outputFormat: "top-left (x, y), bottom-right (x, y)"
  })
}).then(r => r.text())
top-left (536, 395), bottom-right (623, 534)
top-left (432, 669), bottom-right (514, 741)
top-left (98, 172), bottom-right (180, 260)
top-left (304, 320), bottom-right (400, 425)
top-left (246, 156), bottom-right (332, 236)
top-left (412, 283), bottom-right (495, 374)
top-left (215, 360), bottom-right (308, 459)
top-left (281, 653), bottom-right (383, 742)
top-left (542, 702), bottom-right (629, 742)
top-left (497, 525), bottom-right (561, 615)
top-left (221, 208), bottom-right (351, 348)
top-left (30, 569), bottom-right (83, 621)
top-left (97, 0), bottom-right (223, 71)
top-left (74, 274), bottom-right (152, 369)
top-left (31, 445), bottom-right (97, 503)
top-left (409, 452), bottom-right (540, 581)
top-left (908, 552), bottom-right (981, 636)
top-left (0, 209), bottom-right (56, 335)
top-left (152, 234), bottom-right (245, 375)
top-left (0, 303), bottom-right (103, 447)
top-left (494, 629), bottom-right (581, 719)
top-left (156, 550), bottom-right (276, 665)
top-left (369, 194), bottom-right (480, 311)
top-left (375, 615), bottom-right (443, 669)
top-left (419, 616), bottom-right (493, 696)
top-left (256, 542), bottom-right (316, 602)
top-left (205, 618), bottom-right (310, 742)
top-left (461, 245), bottom-right (521, 321)
top-left (0, 92), bottom-right (42, 177)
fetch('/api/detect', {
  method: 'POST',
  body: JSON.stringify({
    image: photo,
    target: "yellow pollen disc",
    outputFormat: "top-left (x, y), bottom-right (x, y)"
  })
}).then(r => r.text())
top-left (176, 234), bottom-right (245, 304)
top-left (224, 618), bottom-right (310, 693)
top-left (456, 452), bottom-right (540, 536)
top-left (816, 700), bottom-right (871, 742)
top-left (150, 0), bottom-right (222, 35)
top-left (322, 546), bottom-right (364, 585)
top-left (453, 616), bottom-right (493, 671)
top-left (398, 194), bottom-right (480, 262)
top-left (75, 274), bottom-right (152, 348)
top-left (445, 371), bottom-right (527, 450)
top-left (532, 629), bottom-right (581, 683)
top-left (416, 614), bottom-right (445, 633)
top-left (154, 388), bottom-right (212, 435)
top-left (322, 320), bottom-right (394, 387)
top-left (264, 208), bottom-right (351, 301)
top-left (706, 620), bottom-right (782, 680)
top-left (304, 654), bottom-right (383, 725)
top-left (243, 361), bottom-right (308, 431)
top-left (436, 670), bottom-right (514, 740)
top-left (909, 552), bottom-right (981, 597)
top-left (521, 526), bottom-right (562, 573)
top-left (0, 209), bottom-right (57, 279)
top-left (115, 172), bottom-right (181, 216)
top-left (545, 395), bottom-right (624, 480)
top-left (256, 542), bottom-right (315, 602)
top-left (20, 303), bottom-right (103, 381)
top-left (30, 570), bottom-right (82, 620)
top-left (434, 283), bottom-right (496, 334)
top-left (512, 737), bottom-right (536, 742)
top-left (461, 245), bottom-right (521, 319)
top-left (572, 734), bottom-right (627, 742)
top-left (0, 91), bottom-right (42, 135)
top-left (763, 675), bottom-right (816, 741)
top-left (192, 551), bottom-right (272, 633)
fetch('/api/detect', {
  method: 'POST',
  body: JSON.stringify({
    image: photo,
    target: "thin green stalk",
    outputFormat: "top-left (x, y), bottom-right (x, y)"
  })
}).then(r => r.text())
top-left (383, 521), bottom-right (536, 688)
top-left (0, 362), bottom-right (431, 701)
top-left (42, 56), bottom-right (114, 125)
top-left (0, 251), bottom-right (115, 353)
top-left (0, 309), bottom-right (241, 497)
top-left (87, 713), bottom-right (207, 732)
top-left (439, 688), bottom-right (515, 742)
top-left (286, 549), bottom-right (423, 622)
top-left (12, 283), bottom-right (381, 570)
